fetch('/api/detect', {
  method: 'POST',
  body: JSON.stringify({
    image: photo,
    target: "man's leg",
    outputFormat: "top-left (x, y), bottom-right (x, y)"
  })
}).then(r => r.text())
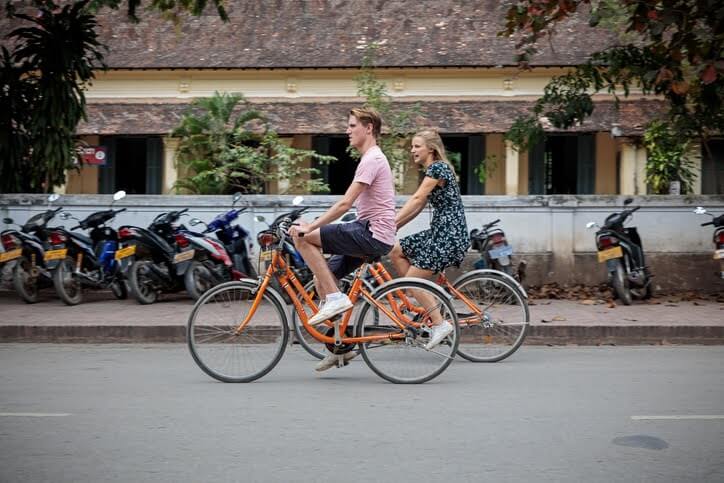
top-left (293, 228), bottom-right (339, 299)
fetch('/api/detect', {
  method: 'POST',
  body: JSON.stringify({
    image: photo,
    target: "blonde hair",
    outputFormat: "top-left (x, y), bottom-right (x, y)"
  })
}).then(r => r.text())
top-left (349, 107), bottom-right (382, 139)
top-left (412, 130), bottom-right (456, 175)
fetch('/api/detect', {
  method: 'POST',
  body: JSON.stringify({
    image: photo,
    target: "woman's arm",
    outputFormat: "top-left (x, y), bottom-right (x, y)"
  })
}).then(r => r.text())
top-left (395, 176), bottom-right (441, 229)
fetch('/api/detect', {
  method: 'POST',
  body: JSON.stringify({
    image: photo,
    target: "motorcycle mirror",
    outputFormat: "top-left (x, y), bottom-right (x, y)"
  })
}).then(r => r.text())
top-left (47, 193), bottom-right (60, 203)
top-left (585, 221), bottom-right (598, 229)
top-left (113, 190), bottom-right (127, 201)
top-left (292, 196), bottom-right (304, 206)
top-left (3, 217), bottom-right (13, 224)
top-left (254, 215), bottom-right (266, 223)
top-left (189, 218), bottom-right (203, 226)
top-left (623, 197), bottom-right (633, 206)
top-left (232, 192), bottom-right (242, 205)
top-left (694, 207), bottom-right (708, 215)
top-left (59, 212), bottom-right (72, 220)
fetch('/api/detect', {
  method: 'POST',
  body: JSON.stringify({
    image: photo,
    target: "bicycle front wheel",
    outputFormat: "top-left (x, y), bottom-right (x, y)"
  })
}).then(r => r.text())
top-left (356, 278), bottom-right (459, 384)
top-left (187, 280), bottom-right (289, 382)
top-left (451, 272), bottom-right (529, 362)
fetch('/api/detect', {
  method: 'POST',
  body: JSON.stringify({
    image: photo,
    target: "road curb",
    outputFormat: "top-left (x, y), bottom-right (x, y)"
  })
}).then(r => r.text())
top-left (1, 325), bottom-right (723, 345)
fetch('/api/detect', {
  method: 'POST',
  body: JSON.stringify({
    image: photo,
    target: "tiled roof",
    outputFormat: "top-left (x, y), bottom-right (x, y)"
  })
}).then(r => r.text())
top-left (78, 99), bottom-right (666, 136)
top-left (1, 1), bottom-right (617, 69)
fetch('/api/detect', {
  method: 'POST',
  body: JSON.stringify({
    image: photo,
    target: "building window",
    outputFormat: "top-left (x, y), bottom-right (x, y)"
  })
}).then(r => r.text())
top-left (312, 134), bottom-right (484, 195)
top-left (702, 139), bottom-right (724, 194)
top-left (529, 134), bottom-right (595, 194)
top-left (98, 137), bottom-right (163, 194)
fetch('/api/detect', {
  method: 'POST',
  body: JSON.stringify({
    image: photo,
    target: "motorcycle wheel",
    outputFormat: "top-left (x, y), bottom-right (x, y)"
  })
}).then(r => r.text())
top-left (110, 279), bottom-right (128, 300)
top-left (611, 261), bottom-right (632, 306)
top-left (52, 256), bottom-right (83, 306)
top-left (184, 261), bottom-right (215, 300)
top-left (128, 260), bottom-right (159, 304)
top-left (12, 256), bottom-right (39, 304)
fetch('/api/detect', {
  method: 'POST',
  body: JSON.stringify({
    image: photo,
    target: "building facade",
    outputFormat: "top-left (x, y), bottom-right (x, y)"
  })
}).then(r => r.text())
top-left (21, 2), bottom-right (719, 195)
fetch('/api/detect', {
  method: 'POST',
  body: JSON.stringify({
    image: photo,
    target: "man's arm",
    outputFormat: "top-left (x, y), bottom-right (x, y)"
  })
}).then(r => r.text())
top-left (305, 181), bottom-right (367, 232)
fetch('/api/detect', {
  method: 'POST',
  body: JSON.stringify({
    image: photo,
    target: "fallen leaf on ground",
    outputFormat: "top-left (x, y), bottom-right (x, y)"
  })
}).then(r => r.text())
top-left (665, 303), bottom-right (679, 307)
top-left (552, 316), bottom-right (567, 321)
top-left (623, 318), bottom-right (638, 322)
top-left (580, 299), bottom-right (597, 305)
top-left (607, 301), bottom-right (616, 308)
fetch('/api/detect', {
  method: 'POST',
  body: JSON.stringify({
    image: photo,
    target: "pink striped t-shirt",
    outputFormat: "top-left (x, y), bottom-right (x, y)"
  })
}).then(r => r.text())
top-left (353, 145), bottom-right (397, 246)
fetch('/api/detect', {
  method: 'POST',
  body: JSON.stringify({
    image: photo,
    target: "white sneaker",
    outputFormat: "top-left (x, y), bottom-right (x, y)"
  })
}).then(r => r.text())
top-left (308, 295), bottom-right (353, 326)
top-left (315, 351), bottom-right (358, 372)
top-left (425, 321), bottom-right (454, 350)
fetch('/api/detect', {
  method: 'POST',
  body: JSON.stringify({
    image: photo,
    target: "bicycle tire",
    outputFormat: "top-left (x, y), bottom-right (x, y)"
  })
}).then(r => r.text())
top-left (187, 280), bottom-right (289, 383)
top-left (451, 272), bottom-right (529, 362)
top-left (356, 277), bottom-right (459, 384)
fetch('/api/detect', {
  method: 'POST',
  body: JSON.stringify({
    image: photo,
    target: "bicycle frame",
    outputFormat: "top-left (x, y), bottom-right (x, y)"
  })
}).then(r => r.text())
top-left (236, 249), bottom-right (433, 345)
top-left (366, 262), bottom-right (486, 326)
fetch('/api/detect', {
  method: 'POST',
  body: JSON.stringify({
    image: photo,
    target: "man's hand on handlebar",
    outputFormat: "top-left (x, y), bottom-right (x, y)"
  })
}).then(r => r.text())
top-left (288, 220), bottom-right (311, 239)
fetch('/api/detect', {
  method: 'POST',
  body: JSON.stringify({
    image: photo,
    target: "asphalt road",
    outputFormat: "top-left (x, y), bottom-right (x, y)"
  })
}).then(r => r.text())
top-left (0, 345), bottom-right (722, 483)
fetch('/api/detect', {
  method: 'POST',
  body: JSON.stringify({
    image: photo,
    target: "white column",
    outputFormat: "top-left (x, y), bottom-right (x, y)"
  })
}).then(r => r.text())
top-left (687, 141), bottom-right (702, 194)
top-left (162, 137), bottom-right (180, 194)
top-left (504, 140), bottom-right (520, 195)
top-left (635, 146), bottom-right (648, 195)
top-left (620, 141), bottom-right (637, 195)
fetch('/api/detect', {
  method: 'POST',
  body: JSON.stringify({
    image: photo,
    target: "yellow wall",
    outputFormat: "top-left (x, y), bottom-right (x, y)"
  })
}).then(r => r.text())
top-left (484, 134), bottom-right (506, 194)
top-left (66, 135), bottom-right (100, 194)
top-left (595, 132), bottom-right (617, 194)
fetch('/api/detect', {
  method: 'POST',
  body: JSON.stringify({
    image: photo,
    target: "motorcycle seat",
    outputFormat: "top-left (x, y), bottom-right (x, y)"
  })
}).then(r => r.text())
top-left (69, 232), bottom-right (93, 246)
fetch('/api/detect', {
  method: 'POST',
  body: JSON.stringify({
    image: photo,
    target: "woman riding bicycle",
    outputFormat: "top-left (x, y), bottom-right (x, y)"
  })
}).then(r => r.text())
top-left (389, 129), bottom-right (471, 348)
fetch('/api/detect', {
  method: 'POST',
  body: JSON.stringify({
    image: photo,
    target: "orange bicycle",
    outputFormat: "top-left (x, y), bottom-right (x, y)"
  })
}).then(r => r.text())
top-left (292, 261), bottom-right (529, 363)
top-left (187, 205), bottom-right (460, 384)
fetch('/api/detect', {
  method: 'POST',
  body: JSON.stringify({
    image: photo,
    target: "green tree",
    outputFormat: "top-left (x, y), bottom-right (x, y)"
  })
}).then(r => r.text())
top-left (1, 0), bottom-right (227, 193)
top-left (1, 1), bottom-right (105, 193)
top-left (643, 120), bottom-right (697, 194)
top-left (500, 0), bottom-right (723, 154)
top-left (172, 92), bottom-right (335, 195)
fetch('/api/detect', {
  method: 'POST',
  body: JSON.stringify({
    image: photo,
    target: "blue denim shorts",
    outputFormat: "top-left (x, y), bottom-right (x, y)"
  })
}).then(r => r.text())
top-left (320, 220), bottom-right (392, 279)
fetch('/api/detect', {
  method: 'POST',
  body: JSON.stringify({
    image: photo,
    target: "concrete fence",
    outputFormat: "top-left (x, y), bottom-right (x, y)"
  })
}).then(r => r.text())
top-left (2, 194), bottom-right (723, 292)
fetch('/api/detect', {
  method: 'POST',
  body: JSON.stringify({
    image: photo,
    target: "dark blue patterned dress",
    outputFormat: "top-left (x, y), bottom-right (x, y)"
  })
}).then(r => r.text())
top-left (400, 161), bottom-right (470, 273)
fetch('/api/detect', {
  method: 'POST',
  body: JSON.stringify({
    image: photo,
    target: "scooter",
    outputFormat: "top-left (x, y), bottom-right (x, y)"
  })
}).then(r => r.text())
top-left (586, 198), bottom-right (653, 305)
top-left (0, 194), bottom-right (63, 303)
top-left (469, 219), bottom-right (527, 283)
top-left (117, 209), bottom-right (190, 304)
top-left (188, 192), bottom-right (257, 279)
top-left (47, 191), bottom-right (128, 305)
top-left (693, 206), bottom-right (724, 279)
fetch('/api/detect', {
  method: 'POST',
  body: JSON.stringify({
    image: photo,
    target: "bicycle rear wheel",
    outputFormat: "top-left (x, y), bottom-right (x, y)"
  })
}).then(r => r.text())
top-left (187, 280), bottom-right (289, 382)
top-left (356, 278), bottom-right (459, 384)
top-left (451, 272), bottom-right (529, 362)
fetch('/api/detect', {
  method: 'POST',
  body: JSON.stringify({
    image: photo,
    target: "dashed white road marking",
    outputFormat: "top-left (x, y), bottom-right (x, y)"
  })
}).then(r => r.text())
top-left (0, 412), bottom-right (71, 417)
top-left (632, 415), bottom-right (724, 421)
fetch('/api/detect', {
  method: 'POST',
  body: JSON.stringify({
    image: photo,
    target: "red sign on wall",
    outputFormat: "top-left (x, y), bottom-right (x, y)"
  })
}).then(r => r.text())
top-left (82, 146), bottom-right (107, 166)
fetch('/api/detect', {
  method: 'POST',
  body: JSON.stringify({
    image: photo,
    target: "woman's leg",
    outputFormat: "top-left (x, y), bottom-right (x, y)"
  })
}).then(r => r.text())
top-left (404, 265), bottom-right (444, 326)
top-left (389, 242), bottom-right (411, 277)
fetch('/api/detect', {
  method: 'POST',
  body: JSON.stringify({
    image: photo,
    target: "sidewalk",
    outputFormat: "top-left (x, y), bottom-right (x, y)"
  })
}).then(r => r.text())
top-left (0, 289), bottom-right (722, 344)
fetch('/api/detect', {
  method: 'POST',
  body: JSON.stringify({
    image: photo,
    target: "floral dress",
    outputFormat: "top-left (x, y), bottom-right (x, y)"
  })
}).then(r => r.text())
top-left (400, 161), bottom-right (470, 273)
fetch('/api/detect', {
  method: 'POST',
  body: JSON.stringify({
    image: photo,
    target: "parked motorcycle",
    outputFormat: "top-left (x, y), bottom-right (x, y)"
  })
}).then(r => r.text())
top-left (176, 198), bottom-right (254, 300)
top-left (0, 194), bottom-right (62, 303)
top-left (47, 191), bottom-right (128, 305)
top-left (469, 219), bottom-right (527, 283)
top-left (586, 198), bottom-right (653, 305)
top-left (117, 209), bottom-right (190, 304)
top-left (693, 206), bottom-right (724, 279)
top-left (188, 192), bottom-right (257, 279)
